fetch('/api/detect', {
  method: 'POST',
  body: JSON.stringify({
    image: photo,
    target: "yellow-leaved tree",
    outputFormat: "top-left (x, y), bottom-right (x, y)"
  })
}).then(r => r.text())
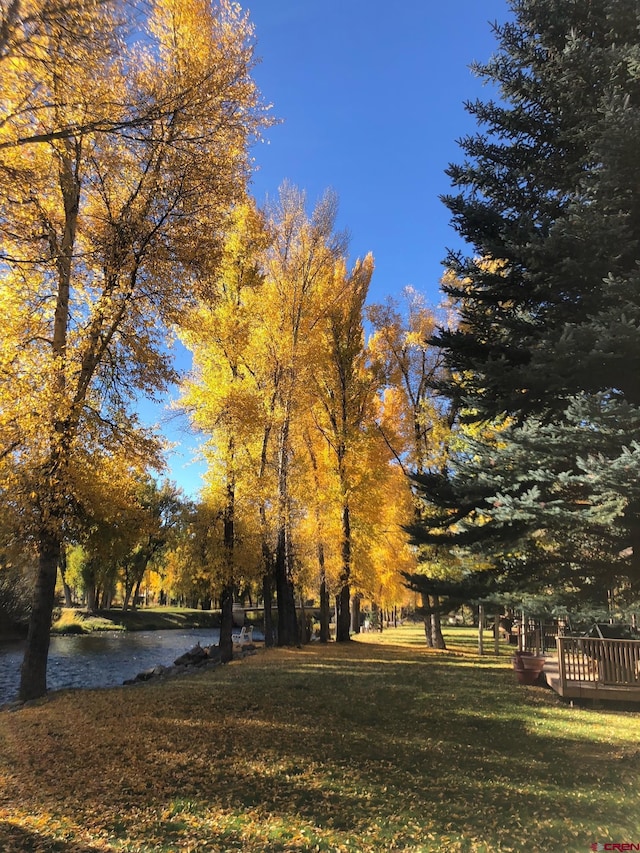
top-left (254, 185), bottom-right (348, 644)
top-left (309, 254), bottom-right (380, 640)
top-left (180, 184), bottom-right (418, 644)
top-left (180, 200), bottom-right (270, 659)
top-left (368, 287), bottom-right (457, 647)
top-left (347, 430), bottom-right (417, 626)
top-left (0, 0), bottom-right (268, 700)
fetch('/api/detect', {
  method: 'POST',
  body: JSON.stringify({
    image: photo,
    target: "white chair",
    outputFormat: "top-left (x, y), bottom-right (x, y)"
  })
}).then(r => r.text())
top-left (232, 626), bottom-right (253, 648)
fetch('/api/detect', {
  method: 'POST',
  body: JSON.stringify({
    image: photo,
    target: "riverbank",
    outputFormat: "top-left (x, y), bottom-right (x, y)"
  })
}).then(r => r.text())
top-left (51, 606), bottom-right (222, 634)
top-left (1, 626), bottom-right (230, 703)
top-left (1, 625), bottom-right (639, 852)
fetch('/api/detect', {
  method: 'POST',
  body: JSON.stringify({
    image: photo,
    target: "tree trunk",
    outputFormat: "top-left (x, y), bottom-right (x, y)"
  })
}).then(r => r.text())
top-left (319, 575), bottom-right (330, 643)
top-left (350, 594), bottom-right (361, 634)
top-left (273, 414), bottom-right (299, 647)
top-left (262, 567), bottom-right (275, 647)
top-left (19, 141), bottom-right (80, 703)
top-left (304, 431), bottom-right (330, 643)
top-left (493, 612), bottom-right (501, 655)
top-left (430, 597), bottom-right (446, 649)
top-left (335, 585), bottom-right (351, 642)
top-left (259, 517), bottom-right (274, 646)
top-left (420, 593), bottom-right (446, 649)
top-left (133, 577), bottom-right (143, 609)
top-left (335, 499), bottom-right (352, 643)
top-left (101, 585), bottom-right (113, 610)
top-left (122, 582), bottom-right (134, 612)
top-left (86, 582), bottom-right (97, 614)
top-left (259, 417), bottom-right (275, 646)
top-left (371, 601), bottom-right (383, 632)
top-left (275, 524), bottom-right (299, 646)
top-left (218, 440), bottom-right (238, 661)
top-left (58, 545), bottom-right (73, 608)
top-left (19, 530), bottom-right (61, 701)
top-left (219, 584), bottom-right (234, 663)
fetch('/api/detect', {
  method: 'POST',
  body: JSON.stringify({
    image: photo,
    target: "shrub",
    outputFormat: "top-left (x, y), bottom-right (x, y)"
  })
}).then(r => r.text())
top-left (0, 565), bottom-right (32, 634)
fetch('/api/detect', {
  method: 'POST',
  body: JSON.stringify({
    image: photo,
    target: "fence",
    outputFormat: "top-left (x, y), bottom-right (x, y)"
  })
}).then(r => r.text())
top-left (557, 636), bottom-right (640, 686)
top-left (519, 622), bottom-right (560, 654)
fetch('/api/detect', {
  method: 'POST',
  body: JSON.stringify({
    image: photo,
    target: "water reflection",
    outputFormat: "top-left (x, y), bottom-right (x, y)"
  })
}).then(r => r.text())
top-left (0, 629), bottom-right (223, 704)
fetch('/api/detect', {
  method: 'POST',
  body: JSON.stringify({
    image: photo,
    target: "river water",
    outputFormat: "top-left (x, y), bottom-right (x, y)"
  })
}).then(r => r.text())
top-left (0, 628), bottom-right (225, 705)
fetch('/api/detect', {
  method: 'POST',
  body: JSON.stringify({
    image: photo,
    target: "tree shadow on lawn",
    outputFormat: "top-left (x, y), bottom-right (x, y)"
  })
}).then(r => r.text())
top-left (235, 713), bottom-right (633, 825)
top-left (4, 639), bottom-right (639, 851)
top-left (0, 820), bottom-right (103, 853)
top-left (131, 647), bottom-right (639, 848)
top-left (113, 708), bottom-right (637, 852)
top-left (260, 643), bottom-right (633, 828)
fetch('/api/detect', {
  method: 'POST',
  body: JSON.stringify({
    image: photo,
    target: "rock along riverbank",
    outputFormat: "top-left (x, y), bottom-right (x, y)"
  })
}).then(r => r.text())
top-left (122, 640), bottom-right (258, 686)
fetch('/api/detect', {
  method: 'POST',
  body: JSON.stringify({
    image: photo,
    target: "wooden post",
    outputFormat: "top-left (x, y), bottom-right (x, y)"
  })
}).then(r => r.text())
top-left (519, 610), bottom-right (526, 652)
top-left (478, 603), bottom-right (484, 656)
top-left (557, 636), bottom-right (566, 691)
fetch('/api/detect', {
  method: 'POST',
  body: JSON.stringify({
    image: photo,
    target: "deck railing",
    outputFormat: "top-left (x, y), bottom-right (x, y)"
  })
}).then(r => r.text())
top-left (522, 624), bottom-right (560, 654)
top-left (557, 636), bottom-right (640, 686)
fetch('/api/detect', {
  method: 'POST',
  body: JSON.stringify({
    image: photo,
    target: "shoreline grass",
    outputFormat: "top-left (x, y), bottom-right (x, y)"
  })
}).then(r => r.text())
top-left (50, 605), bottom-right (222, 635)
top-left (1, 625), bottom-right (639, 851)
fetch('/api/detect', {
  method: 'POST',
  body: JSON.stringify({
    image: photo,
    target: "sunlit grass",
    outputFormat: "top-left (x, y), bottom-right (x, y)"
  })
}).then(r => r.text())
top-left (106, 605), bottom-right (220, 631)
top-left (1, 624), bottom-right (638, 851)
top-left (51, 605), bottom-right (221, 634)
top-left (51, 609), bottom-right (124, 634)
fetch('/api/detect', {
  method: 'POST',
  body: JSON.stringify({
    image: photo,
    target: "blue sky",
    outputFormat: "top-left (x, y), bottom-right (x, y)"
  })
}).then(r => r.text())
top-left (247, 0), bottom-right (511, 304)
top-left (160, 0), bottom-right (512, 496)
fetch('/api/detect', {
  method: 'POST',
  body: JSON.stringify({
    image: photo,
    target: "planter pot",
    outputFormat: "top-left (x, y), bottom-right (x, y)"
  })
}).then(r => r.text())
top-left (513, 652), bottom-right (545, 685)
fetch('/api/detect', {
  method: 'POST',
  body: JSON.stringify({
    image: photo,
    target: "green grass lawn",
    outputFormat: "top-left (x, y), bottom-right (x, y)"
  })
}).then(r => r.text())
top-left (51, 606), bottom-right (222, 634)
top-left (1, 625), bottom-right (638, 852)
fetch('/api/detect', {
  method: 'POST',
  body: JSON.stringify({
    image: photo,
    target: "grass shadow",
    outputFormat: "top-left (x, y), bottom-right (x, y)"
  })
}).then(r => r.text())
top-left (1, 626), bottom-right (638, 851)
top-left (0, 820), bottom-right (104, 852)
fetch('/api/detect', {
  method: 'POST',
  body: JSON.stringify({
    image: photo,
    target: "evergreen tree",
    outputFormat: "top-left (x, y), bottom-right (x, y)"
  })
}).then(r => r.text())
top-left (438, 0), bottom-right (640, 418)
top-left (417, 0), bottom-right (640, 606)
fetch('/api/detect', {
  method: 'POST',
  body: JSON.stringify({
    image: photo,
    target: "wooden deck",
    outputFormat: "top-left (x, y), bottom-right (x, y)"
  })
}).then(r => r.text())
top-left (543, 637), bottom-right (640, 702)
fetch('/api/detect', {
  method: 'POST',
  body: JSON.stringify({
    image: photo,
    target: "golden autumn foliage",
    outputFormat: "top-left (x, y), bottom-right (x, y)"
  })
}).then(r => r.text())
top-left (1, 0), bottom-right (266, 509)
top-left (0, 0), bottom-right (269, 698)
top-left (368, 287), bottom-right (454, 475)
top-left (179, 187), bottom-right (418, 629)
top-left (367, 288), bottom-right (463, 646)
top-left (179, 201), bottom-right (272, 620)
